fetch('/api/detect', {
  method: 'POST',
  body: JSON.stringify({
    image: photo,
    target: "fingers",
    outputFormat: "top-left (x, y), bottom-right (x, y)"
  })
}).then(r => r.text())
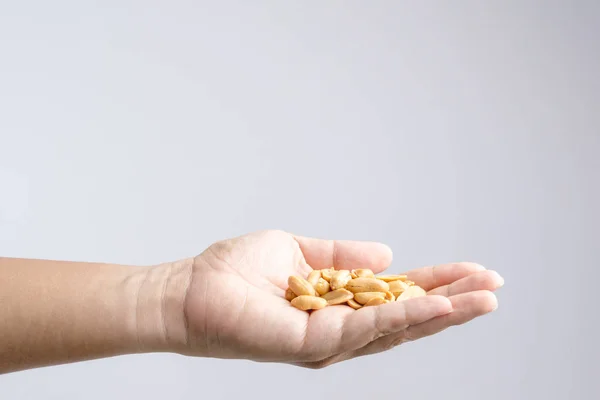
top-left (403, 290), bottom-right (497, 342)
top-left (292, 234), bottom-right (488, 295)
top-left (332, 295), bottom-right (452, 355)
top-left (405, 262), bottom-right (486, 291)
top-left (292, 235), bottom-right (393, 273)
top-left (319, 290), bottom-right (498, 366)
top-left (427, 270), bottom-right (504, 297)
top-left (297, 294), bottom-right (452, 365)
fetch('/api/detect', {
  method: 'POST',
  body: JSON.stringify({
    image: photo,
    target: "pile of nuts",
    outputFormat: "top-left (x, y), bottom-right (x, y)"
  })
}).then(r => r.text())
top-left (285, 267), bottom-right (427, 311)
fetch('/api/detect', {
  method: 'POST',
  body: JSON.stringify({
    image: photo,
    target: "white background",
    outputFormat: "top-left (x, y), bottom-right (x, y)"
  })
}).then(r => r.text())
top-left (1, 2), bottom-right (599, 399)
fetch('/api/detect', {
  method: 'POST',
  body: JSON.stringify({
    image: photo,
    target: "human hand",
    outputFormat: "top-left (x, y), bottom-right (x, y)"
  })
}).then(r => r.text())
top-left (171, 230), bottom-right (502, 368)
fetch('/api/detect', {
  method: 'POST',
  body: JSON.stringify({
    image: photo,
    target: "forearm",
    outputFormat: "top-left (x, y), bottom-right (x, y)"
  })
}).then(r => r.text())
top-left (0, 257), bottom-right (191, 374)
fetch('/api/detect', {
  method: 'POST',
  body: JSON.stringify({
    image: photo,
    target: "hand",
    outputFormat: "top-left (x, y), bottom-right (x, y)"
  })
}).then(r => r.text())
top-left (177, 230), bottom-right (503, 368)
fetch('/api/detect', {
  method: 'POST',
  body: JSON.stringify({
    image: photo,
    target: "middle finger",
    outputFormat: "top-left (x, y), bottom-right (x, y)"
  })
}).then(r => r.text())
top-left (427, 270), bottom-right (504, 297)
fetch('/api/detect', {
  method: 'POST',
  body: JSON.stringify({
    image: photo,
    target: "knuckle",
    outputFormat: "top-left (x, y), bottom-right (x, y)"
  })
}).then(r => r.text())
top-left (307, 361), bottom-right (329, 370)
top-left (373, 307), bottom-right (394, 339)
top-left (400, 328), bottom-right (415, 343)
top-left (305, 351), bottom-right (326, 363)
top-left (208, 239), bottom-right (233, 254)
top-left (301, 354), bottom-right (331, 368)
top-left (450, 262), bottom-right (464, 270)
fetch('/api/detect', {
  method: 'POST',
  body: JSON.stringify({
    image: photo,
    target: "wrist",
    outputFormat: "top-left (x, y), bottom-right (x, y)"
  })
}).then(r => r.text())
top-left (0, 257), bottom-right (187, 374)
top-left (133, 258), bottom-right (193, 354)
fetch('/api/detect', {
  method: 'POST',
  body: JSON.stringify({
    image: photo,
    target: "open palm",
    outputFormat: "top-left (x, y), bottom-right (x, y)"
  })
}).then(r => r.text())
top-left (183, 230), bottom-right (502, 368)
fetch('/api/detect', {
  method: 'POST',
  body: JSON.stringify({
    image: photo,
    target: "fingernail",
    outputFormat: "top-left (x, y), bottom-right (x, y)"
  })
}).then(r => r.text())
top-left (491, 271), bottom-right (504, 287)
top-left (442, 296), bottom-right (454, 313)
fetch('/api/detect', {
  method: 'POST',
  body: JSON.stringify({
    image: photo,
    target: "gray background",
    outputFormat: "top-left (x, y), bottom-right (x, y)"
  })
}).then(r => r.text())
top-left (1, 1), bottom-right (598, 399)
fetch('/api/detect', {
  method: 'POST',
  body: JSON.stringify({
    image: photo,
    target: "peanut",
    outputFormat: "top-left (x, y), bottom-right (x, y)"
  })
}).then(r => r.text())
top-left (345, 277), bottom-right (389, 293)
top-left (364, 297), bottom-right (388, 307)
top-left (321, 288), bottom-right (354, 305)
top-left (321, 268), bottom-right (335, 282)
top-left (351, 269), bottom-right (375, 279)
top-left (354, 291), bottom-right (385, 305)
top-left (288, 275), bottom-right (317, 297)
top-left (396, 285), bottom-right (426, 301)
top-left (376, 274), bottom-right (408, 282)
top-left (307, 270), bottom-right (321, 288)
top-left (285, 288), bottom-right (297, 301)
top-left (284, 267), bottom-right (426, 313)
top-left (347, 299), bottom-right (363, 309)
top-left (291, 295), bottom-right (328, 310)
top-left (315, 278), bottom-right (330, 296)
top-left (388, 280), bottom-right (409, 297)
top-left (330, 270), bottom-right (352, 290)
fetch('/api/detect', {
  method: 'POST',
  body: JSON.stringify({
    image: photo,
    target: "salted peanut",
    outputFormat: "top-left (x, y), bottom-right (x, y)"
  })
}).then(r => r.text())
top-left (315, 278), bottom-right (330, 296)
top-left (354, 291), bottom-right (385, 305)
top-left (321, 268), bottom-right (335, 282)
top-left (351, 269), bottom-right (375, 279)
top-left (346, 277), bottom-right (389, 293)
top-left (307, 270), bottom-right (321, 288)
top-left (364, 297), bottom-right (388, 307)
top-left (347, 299), bottom-right (362, 309)
top-left (321, 288), bottom-right (354, 305)
top-left (285, 288), bottom-right (297, 301)
top-left (388, 280), bottom-right (410, 297)
top-left (376, 274), bottom-right (408, 282)
top-left (396, 285), bottom-right (427, 301)
top-left (330, 270), bottom-right (352, 290)
top-left (288, 275), bottom-right (317, 297)
top-left (291, 295), bottom-right (328, 310)
top-left (385, 291), bottom-right (395, 302)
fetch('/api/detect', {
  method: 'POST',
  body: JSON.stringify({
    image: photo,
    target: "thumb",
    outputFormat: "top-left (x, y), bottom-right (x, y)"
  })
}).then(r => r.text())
top-left (292, 234), bottom-right (393, 274)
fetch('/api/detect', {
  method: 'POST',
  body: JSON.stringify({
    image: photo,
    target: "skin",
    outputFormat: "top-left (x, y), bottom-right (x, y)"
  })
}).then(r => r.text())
top-left (0, 230), bottom-right (503, 374)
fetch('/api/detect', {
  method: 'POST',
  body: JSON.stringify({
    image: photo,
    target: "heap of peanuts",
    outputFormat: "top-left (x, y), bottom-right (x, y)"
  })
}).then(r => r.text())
top-left (285, 267), bottom-right (427, 311)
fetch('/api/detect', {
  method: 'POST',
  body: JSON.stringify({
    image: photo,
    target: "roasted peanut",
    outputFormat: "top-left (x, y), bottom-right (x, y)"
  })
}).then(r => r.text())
top-left (364, 297), bottom-right (388, 307)
top-left (376, 274), bottom-right (408, 282)
top-left (291, 295), bottom-right (328, 310)
top-left (347, 299), bottom-right (363, 309)
top-left (388, 280), bottom-right (409, 297)
top-left (284, 267), bottom-right (422, 312)
top-left (285, 288), bottom-right (297, 301)
top-left (354, 291), bottom-right (386, 305)
top-left (396, 285), bottom-right (426, 301)
top-left (346, 277), bottom-right (389, 293)
top-left (321, 268), bottom-right (335, 282)
top-left (321, 288), bottom-right (354, 305)
top-left (330, 270), bottom-right (352, 290)
top-left (351, 269), bottom-right (375, 279)
top-left (288, 275), bottom-right (317, 297)
top-left (315, 278), bottom-right (330, 296)
top-left (307, 270), bottom-right (321, 287)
